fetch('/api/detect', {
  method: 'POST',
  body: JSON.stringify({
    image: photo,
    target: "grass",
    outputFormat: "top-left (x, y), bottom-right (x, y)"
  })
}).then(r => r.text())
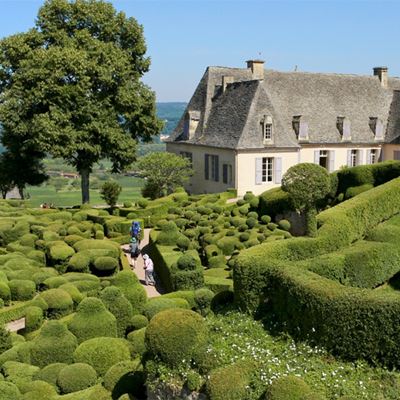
top-left (26, 178), bottom-right (144, 207)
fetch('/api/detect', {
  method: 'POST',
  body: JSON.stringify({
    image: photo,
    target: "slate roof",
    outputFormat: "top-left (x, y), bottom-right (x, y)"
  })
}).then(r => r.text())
top-left (167, 65), bottom-right (400, 149)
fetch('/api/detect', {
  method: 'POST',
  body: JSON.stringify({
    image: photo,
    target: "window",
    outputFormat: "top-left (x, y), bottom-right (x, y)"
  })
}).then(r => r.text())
top-left (222, 164), bottom-right (232, 184)
top-left (204, 154), bottom-right (219, 182)
top-left (262, 157), bottom-right (274, 182)
top-left (319, 150), bottom-right (328, 169)
top-left (180, 151), bottom-right (193, 166)
top-left (394, 151), bottom-right (400, 160)
top-left (370, 149), bottom-right (377, 164)
top-left (261, 116), bottom-right (273, 142)
top-left (350, 149), bottom-right (358, 167)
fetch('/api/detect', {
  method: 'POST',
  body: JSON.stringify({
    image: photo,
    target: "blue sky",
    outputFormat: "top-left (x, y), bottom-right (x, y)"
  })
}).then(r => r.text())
top-left (0, 0), bottom-right (400, 102)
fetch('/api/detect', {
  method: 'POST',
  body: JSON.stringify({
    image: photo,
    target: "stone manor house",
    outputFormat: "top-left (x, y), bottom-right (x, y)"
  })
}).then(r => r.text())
top-left (166, 60), bottom-right (400, 196)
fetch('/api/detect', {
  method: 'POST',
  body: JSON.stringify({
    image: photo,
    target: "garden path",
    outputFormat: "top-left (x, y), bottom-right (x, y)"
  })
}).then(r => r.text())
top-left (121, 228), bottom-right (163, 298)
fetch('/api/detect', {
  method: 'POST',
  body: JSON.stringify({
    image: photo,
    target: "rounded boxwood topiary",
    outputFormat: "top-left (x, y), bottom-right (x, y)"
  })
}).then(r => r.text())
top-left (216, 237), bottom-right (238, 256)
top-left (239, 232), bottom-right (250, 242)
top-left (57, 363), bottom-right (97, 394)
top-left (32, 363), bottom-right (67, 388)
top-left (261, 215), bottom-right (271, 224)
top-left (0, 381), bottom-right (21, 400)
top-left (8, 280), bottom-right (36, 301)
top-left (100, 286), bottom-right (133, 337)
top-left (93, 256), bottom-right (119, 276)
top-left (278, 219), bottom-right (291, 231)
top-left (143, 297), bottom-right (190, 320)
top-left (0, 282), bottom-right (11, 305)
top-left (208, 255), bottom-right (227, 269)
top-left (145, 308), bottom-right (207, 367)
top-left (129, 315), bottom-right (148, 332)
top-left (58, 283), bottom-right (84, 306)
top-left (176, 254), bottom-right (198, 271)
top-left (113, 271), bottom-right (147, 314)
top-left (126, 328), bottom-right (146, 357)
top-left (19, 380), bottom-right (57, 398)
top-left (38, 289), bottom-right (73, 318)
top-left (103, 359), bottom-right (144, 399)
top-left (176, 236), bottom-right (191, 251)
top-left (64, 235), bottom-right (85, 247)
top-left (247, 211), bottom-right (258, 219)
top-left (194, 288), bottom-right (214, 316)
top-left (73, 337), bottom-right (131, 377)
top-left (68, 297), bottom-right (117, 343)
top-left (246, 217), bottom-right (257, 229)
top-left (67, 253), bottom-right (91, 273)
top-left (155, 221), bottom-right (180, 246)
top-left (266, 376), bottom-right (315, 400)
top-left (42, 276), bottom-right (68, 289)
top-left (24, 306), bottom-right (43, 333)
top-left (30, 321), bottom-right (78, 368)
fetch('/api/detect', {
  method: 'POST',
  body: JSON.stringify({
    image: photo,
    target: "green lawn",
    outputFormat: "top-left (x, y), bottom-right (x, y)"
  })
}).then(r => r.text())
top-left (26, 177), bottom-right (144, 207)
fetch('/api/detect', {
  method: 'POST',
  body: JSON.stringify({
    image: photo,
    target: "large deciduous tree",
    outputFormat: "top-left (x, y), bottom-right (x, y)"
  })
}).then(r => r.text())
top-left (0, 0), bottom-right (162, 203)
top-left (281, 163), bottom-right (331, 237)
top-left (136, 152), bottom-right (193, 199)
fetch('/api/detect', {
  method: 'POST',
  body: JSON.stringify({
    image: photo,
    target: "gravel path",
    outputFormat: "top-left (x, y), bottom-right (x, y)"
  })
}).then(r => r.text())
top-left (121, 228), bottom-right (163, 298)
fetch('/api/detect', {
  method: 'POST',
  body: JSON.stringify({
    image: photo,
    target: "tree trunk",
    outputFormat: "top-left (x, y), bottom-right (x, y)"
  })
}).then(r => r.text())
top-left (18, 186), bottom-right (24, 200)
top-left (80, 168), bottom-right (90, 204)
top-left (305, 206), bottom-right (317, 237)
top-left (1, 191), bottom-right (6, 199)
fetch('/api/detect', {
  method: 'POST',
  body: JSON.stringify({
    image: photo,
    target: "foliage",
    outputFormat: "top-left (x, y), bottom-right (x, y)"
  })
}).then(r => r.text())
top-left (57, 363), bottom-right (97, 394)
top-left (0, 0), bottom-right (162, 203)
top-left (266, 376), bottom-right (318, 400)
top-left (137, 152), bottom-right (193, 199)
top-left (100, 181), bottom-right (122, 208)
top-left (143, 297), bottom-right (190, 320)
top-left (127, 328), bottom-right (146, 357)
top-left (23, 306), bottom-right (43, 333)
top-left (0, 324), bottom-right (12, 355)
top-left (129, 314), bottom-right (148, 331)
top-left (8, 280), bottom-right (36, 301)
top-left (145, 308), bottom-right (207, 367)
top-left (113, 271), bottom-right (147, 314)
top-left (73, 337), bottom-right (131, 376)
top-left (32, 362), bottom-right (67, 388)
top-left (0, 381), bottom-right (21, 400)
top-left (38, 288), bottom-right (73, 318)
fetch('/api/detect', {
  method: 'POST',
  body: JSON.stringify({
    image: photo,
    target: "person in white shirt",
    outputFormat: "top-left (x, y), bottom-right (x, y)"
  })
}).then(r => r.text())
top-left (142, 254), bottom-right (155, 286)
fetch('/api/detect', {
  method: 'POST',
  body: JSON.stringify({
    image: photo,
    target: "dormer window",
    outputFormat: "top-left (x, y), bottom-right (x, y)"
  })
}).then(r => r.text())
top-left (292, 115), bottom-right (308, 141)
top-left (183, 111), bottom-right (200, 140)
top-left (369, 117), bottom-right (384, 140)
top-left (337, 116), bottom-right (351, 141)
top-left (261, 115), bottom-right (273, 142)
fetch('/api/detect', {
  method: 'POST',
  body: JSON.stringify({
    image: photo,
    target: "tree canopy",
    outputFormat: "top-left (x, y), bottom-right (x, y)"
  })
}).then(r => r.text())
top-left (281, 163), bottom-right (331, 236)
top-left (0, 0), bottom-right (162, 203)
top-left (136, 152), bottom-right (193, 199)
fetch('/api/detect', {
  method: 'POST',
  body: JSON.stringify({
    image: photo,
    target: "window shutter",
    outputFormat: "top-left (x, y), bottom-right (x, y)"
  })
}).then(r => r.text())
top-left (328, 151), bottom-right (335, 172)
top-left (204, 154), bottom-right (209, 180)
top-left (215, 156), bottom-right (219, 182)
top-left (314, 150), bottom-right (320, 164)
top-left (255, 158), bottom-right (262, 185)
top-left (347, 150), bottom-right (352, 167)
top-left (366, 150), bottom-right (371, 165)
top-left (222, 164), bottom-right (228, 184)
top-left (357, 150), bottom-right (364, 166)
top-left (274, 157), bottom-right (282, 184)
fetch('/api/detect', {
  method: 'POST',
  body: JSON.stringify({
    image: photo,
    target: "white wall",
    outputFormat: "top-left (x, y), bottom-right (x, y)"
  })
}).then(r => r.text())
top-left (382, 144), bottom-right (400, 161)
top-left (166, 143), bottom-right (236, 194)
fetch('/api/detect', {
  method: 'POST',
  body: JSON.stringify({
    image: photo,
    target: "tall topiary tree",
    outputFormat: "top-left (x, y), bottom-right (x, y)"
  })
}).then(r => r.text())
top-left (100, 181), bottom-right (122, 208)
top-left (281, 163), bottom-right (331, 237)
top-left (0, 0), bottom-right (163, 203)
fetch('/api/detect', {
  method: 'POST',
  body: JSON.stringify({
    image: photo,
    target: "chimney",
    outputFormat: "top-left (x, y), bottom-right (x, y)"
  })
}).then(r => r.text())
top-left (373, 67), bottom-right (388, 88)
top-left (246, 59), bottom-right (265, 80)
top-left (222, 75), bottom-right (234, 93)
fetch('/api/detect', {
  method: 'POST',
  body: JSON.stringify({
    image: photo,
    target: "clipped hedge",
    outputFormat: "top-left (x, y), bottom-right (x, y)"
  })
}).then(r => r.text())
top-left (265, 376), bottom-right (319, 400)
top-left (258, 187), bottom-right (295, 219)
top-left (113, 271), bottom-right (147, 314)
top-left (143, 297), bottom-right (190, 320)
top-left (145, 309), bottom-right (207, 367)
top-left (73, 337), bottom-right (131, 376)
top-left (0, 381), bottom-right (22, 400)
top-left (32, 362), bottom-right (67, 388)
top-left (57, 363), bottom-right (97, 394)
top-left (8, 280), bottom-right (36, 301)
top-left (38, 289), bottom-right (73, 319)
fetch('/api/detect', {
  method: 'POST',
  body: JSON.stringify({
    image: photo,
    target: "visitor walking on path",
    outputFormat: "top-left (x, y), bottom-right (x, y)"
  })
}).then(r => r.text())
top-left (129, 236), bottom-right (140, 269)
top-left (142, 254), bottom-right (155, 286)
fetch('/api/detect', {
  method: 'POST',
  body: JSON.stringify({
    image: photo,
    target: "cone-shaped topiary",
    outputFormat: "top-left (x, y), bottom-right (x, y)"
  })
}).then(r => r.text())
top-left (73, 337), bottom-right (131, 376)
top-left (30, 321), bottom-right (78, 368)
top-left (68, 297), bottom-right (117, 343)
top-left (145, 309), bottom-right (207, 367)
top-left (57, 363), bottom-right (97, 394)
top-left (100, 286), bottom-right (133, 337)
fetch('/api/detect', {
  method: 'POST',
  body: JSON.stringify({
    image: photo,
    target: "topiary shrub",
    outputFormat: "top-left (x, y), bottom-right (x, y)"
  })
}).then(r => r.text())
top-left (30, 321), bottom-right (78, 368)
top-left (137, 198), bottom-right (149, 209)
top-left (8, 280), bottom-right (36, 301)
top-left (194, 288), bottom-right (214, 316)
top-left (73, 337), bottom-right (131, 376)
top-left (73, 240), bottom-right (120, 258)
top-left (0, 381), bottom-right (21, 400)
top-left (216, 237), bottom-right (238, 256)
top-left (1, 360), bottom-right (39, 388)
top-left (0, 325), bottom-right (12, 356)
top-left (23, 306), bottom-right (43, 333)
top-left (68, 297), bottom-right (117, 343)
top-left (42, 276), bottom-right (68, 289)
top-left (176, 236), bottom-right (191, 252)
top-left (32, 363), bottom-right (67, 388)
top-left (345, 183), bottom-right (374, 199)
top-left (278, 219), bottom-right (291, 231)
top-left (0, 282), bottom-right (11, 305)
top-left (19, 380), bottom-right (57, 398)
top-left (246, 217), bottom-right (257, 228)
top-left (126, 328), bottom-right (146, 357)
top-left (103, 359), bottom-right (145, 399)
top-left (206, 361), bottom-right (253, 400)
top-left (57, 363), bottom-right (97, 394)
top-left (171, 255), bottom-right (204, 291)
top-left (143, 297), bottom-right (190, 320)
top-left (58, 283), bottom-right (84, 306)
top-left (100, 286), bottom-right (133, 337)
top-left (208, 255), bottom-right (227, 269)
top-left (156, 221), bottom-right (180, 246)
top-left (145, 308), bottom-right (207, 367)
top-left (93, 256), bottom-right (119, 276)
top-left (47, 244), bottom-right (75, 265)
top-left (266, 375), bottom-right (315, 400)
top-left (113, 271), bottom-right (147, 314)
top-left (38, 289), bottom-right (73, 318)
top-left (67, 253), bottom-right (91, 273)
top-left (129, 315), bottom-right (148, 332)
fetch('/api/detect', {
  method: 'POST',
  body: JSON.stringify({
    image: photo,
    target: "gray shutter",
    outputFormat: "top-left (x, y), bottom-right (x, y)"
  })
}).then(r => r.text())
top-left (215, 156), bottom-right (219, 182)
top-left (274, 157), bottom-right (282, 184)
top-left (255, 158), bottom-right (263, 185)
top-left (366, 150), bottom-right (371, 165)
top-left (347, 150), bottom-right (352, 167)
top-left (328, 151), bottom-right (335, 172)
top-left (222, 164), bottom-right (228, 184)
top-left (204, 154), bottom-right (209, 180)
top-left (314, 150), bottom-right (320, 164)
top-left (357, 150), bottom-right (364, 166)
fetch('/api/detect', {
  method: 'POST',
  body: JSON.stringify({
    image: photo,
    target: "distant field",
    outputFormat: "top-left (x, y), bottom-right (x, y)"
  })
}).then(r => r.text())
top-left (26, 177), bottom-right (144, 207)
